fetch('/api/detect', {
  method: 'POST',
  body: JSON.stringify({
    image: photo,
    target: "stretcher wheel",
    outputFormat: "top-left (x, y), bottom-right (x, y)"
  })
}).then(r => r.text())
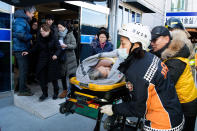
top-left (59, 104), bottom-right (67, 114)
top-left (103, 115), bottom-right (117, 130)
top-left (59, 101), bottom-right (74, 114)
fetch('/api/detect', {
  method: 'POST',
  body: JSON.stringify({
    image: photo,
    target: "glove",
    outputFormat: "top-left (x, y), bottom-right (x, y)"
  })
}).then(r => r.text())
top-left (100, 105), bottom-right (113, 116)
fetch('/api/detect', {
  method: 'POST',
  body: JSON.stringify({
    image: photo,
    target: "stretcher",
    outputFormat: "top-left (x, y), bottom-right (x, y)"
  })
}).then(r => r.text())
top-left (59, 77), bottom-right (135, 131)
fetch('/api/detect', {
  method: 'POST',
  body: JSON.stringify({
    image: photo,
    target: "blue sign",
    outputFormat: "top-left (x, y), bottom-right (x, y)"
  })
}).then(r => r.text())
top-left (166, 12), bottom-right (197, 16)
top-left (81, 35), bottom-right (95, 44)
top-left (0, 29), bottom-right (11, 41)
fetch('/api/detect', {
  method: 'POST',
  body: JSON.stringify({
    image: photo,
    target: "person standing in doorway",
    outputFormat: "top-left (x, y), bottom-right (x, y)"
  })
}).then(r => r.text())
top-left (22, 24), bottom-right (62, 101)
top-left (12, 6), bottom-right (36, 96)
top-left (45, 14), bottom-right (58, 39)
top-left (90, 29), bottom-right (113, 56)
top-left (57, 21), bottom-right (78, 98)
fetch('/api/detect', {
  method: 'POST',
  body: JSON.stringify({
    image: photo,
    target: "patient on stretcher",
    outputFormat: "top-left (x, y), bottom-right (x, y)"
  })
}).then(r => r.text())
top-left (88, 59), bottom-right (114, 80)
top-left (76, 50), bottom-right (125, 85)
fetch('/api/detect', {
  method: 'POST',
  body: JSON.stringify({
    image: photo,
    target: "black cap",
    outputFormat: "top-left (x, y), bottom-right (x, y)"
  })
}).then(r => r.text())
top-left (151, 26), bottom-right (171, 41)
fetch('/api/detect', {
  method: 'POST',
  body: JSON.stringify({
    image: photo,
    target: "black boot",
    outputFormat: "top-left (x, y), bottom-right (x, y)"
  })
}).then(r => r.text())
top-left (39, 86), bottom-right (48, 101)
top-left (52, 89), bottom-right (59, 100)
top-left (52, 80), bottom-right (59, 100)
top-left (39, 94), bottom-right (48, 101)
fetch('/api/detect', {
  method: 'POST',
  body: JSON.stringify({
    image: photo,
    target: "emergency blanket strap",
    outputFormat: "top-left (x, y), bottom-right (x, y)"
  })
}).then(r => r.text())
top-left (144, 116), bottom-right (184, 131)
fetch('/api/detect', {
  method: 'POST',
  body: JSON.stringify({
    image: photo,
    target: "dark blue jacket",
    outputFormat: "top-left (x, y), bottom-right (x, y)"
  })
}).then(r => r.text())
top-left (113, 52), bottom-right (183, 129)
top-left (90, 38), bottom-right (113, 56)
top-left (12, 9), bottom-right (32, 52)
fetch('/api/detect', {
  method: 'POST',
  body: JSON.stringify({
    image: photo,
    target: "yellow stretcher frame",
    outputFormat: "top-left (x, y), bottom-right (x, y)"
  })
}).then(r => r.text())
top-left (70, 77), bottom-right (126, 92)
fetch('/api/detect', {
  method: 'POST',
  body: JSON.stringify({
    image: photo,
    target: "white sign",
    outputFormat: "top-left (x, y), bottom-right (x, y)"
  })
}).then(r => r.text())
top-left (166, 12), bottom-right (197, 28)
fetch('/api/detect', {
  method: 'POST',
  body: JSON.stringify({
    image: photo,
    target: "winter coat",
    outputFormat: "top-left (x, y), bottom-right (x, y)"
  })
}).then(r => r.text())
top-left (90, 39), bottom-right (113, 56)
top-left (12, 9), bottom-right (32, 52)
top-left (30, 32), bottom-right (62, 82)
top-left (50, 24), bottom-right (59, 40)
top-left (161, 29), bottom-right (197, 116)
top-left (113, 51), bottom-right (183, 130)
top-left (61, 31), bottom-right (77, 76)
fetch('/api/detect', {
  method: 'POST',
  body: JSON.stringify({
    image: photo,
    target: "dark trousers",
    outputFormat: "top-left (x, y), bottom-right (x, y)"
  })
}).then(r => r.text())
top-left (183, 115), bottom-right (196, 131)
top-left (61, 74), bottom-right (75, 90)
top-left (39, 80), bottom-right (59, 96)
top-left (14, 52), bottom-right (29, 92)
top-left (38, 67), bottom-right (59, 96)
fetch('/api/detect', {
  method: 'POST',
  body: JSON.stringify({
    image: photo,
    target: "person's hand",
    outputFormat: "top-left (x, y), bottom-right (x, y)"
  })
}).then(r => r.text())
top-left (61, 44), bottom-right (67, 49)
top-left (126, 81), bottom-right (133, 92)
top-left (22, 52), bottom-right (28, 56)
top-left (100, 105), bottom-right (113, 116)
top-left (52, 55), bottom-right (57, 60)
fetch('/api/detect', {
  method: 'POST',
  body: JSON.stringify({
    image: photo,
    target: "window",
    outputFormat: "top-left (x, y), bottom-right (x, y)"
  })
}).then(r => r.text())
top-left (81, 8), bottom-right (108, 35)
top-left (80, 8), bottom-right (108, 61)
top-left (123, 8), bottom-right (129, 24)
top-left (171, 0), bottom-right (185, 11)
top-left (131, 11), bottom-right (135, 22)
top-left (117, 6), bottom-right (123, 29)
top-left (117, 6), bottom-right (123, 48)
top-left (0, 42), bottom-right (11, 92)
top-left (93, 1), bottom-right (107, 7)
top-left (136, 13), bottom-right (141, 23)
top-left (0, 12), bottom-right (10, 29)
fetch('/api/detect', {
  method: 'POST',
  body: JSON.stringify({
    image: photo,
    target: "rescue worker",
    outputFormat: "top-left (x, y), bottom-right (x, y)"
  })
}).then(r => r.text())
top-left (165, 17), bottom-right (196, 76)
top-left (151, 24), bottom-right (197, 131)
top-left (100, 23), bottom-right (184, 131)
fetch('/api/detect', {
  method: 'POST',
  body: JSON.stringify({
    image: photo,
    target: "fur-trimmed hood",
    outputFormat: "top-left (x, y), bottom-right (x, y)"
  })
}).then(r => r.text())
top-left (161, 29), bottom-right (194, 60)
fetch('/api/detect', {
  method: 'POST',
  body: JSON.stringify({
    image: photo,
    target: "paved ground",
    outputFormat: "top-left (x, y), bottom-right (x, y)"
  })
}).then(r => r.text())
top-left (0, 105), bottom-right (106, 131)
top-left (14, 82), bottom-right (65, 119)
top-left (4, 69), bottom-right (196, 131)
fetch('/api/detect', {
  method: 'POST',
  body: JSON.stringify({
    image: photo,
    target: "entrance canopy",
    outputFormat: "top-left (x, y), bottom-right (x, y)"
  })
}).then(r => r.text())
top-left (1, 0), bottom-right (105, 7)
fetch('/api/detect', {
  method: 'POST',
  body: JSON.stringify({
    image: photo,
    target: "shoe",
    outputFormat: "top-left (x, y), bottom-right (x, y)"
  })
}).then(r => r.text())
top-left (52, 94), bottom-right (58, 100)
top-left (14, 84), bottom-right (19, 93)
top-left (39, 94), bottom-right (48, 101)
top-left (58, 90), bottom-right (67, 98)
top-left (18, 91), bottom-right (34, 96)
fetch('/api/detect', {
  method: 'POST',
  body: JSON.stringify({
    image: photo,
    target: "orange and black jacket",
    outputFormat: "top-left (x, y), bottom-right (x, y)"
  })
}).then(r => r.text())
top-left (113, 51), bottom-right (183, 129)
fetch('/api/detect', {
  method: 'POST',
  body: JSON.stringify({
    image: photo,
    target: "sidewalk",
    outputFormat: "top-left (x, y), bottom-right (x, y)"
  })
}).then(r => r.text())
top-left (0, 105), bottom-right (105, 131)
top-left (14, 82), bottom-right (65, 119)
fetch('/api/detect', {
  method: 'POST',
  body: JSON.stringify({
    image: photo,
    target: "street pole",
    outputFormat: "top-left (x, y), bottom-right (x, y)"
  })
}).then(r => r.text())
top-left (109, 0), bottom-right (119, 49)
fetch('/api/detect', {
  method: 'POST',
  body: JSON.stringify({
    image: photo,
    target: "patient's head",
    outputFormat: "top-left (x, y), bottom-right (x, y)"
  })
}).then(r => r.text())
top-left (88, 66), bottom-right (111, 80)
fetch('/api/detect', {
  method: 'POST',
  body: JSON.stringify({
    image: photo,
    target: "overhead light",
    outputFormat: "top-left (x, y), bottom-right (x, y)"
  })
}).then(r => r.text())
top-left (51, 9), bottom-right (66, 12)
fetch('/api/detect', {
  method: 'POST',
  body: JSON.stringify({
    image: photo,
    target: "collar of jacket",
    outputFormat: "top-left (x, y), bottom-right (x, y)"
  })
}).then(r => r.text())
top-left (150, 42), bottom-right (170, 58)
top-left (96, 40), bottom-right (109, 48)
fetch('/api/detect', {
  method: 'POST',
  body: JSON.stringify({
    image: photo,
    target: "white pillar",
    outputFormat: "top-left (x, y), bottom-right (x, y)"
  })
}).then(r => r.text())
top-left (109, 0), bottom-right (119, 49)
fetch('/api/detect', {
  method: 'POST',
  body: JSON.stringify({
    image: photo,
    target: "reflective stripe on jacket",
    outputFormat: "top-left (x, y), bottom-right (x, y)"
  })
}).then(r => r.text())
top-left (189, 58), bottom-right (195, 66)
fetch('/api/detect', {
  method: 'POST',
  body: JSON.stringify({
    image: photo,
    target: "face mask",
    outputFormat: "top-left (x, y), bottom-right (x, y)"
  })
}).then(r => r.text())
top-left (118, 48), bottom-right (128, 59)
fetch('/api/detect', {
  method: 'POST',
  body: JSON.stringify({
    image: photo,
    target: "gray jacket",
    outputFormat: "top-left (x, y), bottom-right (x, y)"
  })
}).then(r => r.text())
top-left (76, 49), bottom-right (125, 85)
top-left (61, 31), bottom-right (77, 76)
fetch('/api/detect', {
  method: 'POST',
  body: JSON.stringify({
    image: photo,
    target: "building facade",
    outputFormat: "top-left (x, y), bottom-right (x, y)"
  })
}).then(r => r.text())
top-left (0, 0), bottom-right (166, 107)
top-left (110, 0), bottom-right (166, 48)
